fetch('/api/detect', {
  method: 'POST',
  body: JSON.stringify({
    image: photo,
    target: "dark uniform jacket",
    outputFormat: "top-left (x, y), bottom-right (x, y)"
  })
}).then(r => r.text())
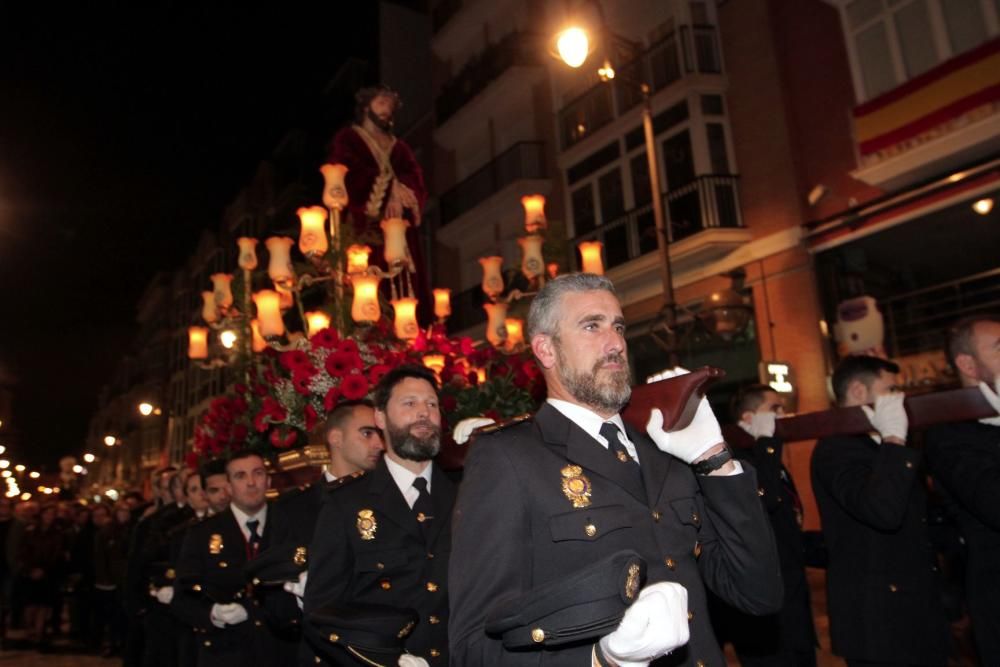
top-left (449, 403), bottom-right (783, 666)
top-left (303, 459), bottom-right (455, 665)
top-left (926, 420), bottom-right (1000, 665)
top-left (171, 505), bottom-right (282, 667)
top-left (811, 434), bottom-right (949, 665)
top-left (139, 504), bottom-right (193, 667)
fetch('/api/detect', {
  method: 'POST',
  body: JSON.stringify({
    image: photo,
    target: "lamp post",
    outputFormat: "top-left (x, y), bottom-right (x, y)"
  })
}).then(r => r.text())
top-left (555, 7), bottom-right (678, 350)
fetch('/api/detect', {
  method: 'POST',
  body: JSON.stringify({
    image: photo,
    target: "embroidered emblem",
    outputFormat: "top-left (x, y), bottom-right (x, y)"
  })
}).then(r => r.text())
top-left (209, 534), bottom-right (223, 554)
top-left (560, 465), bottom-right (592, 508)
top-left (624, 563), bottom-right (641, 600)
top-left (357, 509), bottom-right (377, 540)
top-left (398, 621), bottom-right (415, 639)
top-left (293, 546), bottom-right (307, 566)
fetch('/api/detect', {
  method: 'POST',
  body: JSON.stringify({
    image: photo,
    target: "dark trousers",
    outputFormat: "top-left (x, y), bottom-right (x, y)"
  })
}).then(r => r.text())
top-left (93, 588), bottom-right (125, 651)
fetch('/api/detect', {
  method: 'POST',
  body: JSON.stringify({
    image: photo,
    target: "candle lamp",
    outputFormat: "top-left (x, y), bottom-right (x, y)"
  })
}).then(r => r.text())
top-left (265, 237), bottom-right (296, 285)
top-left (504, 317), bottom-right (525, 350)
top-left (188, 327), bottom-right (209, 360)
top-left (521, 194), bottom-right (547, 233)
top-left (237, 237), bottom-right (258, 270)
top-left (346, 245), bottom-right (372, 274)
top-left (381, 218), bottom-right (410, 267)
top-left (392, 297), bottom-right (420, 341)
top-left (253, 290), bottom-right (285, 338)
top-left (479, 256), bottom-right (505, 299)
top-left (297, 206), bottom-right (329, 258)
top-left (351, 275), bottom-right (381, 324)
top-left (305, 311), bottom-right (332, 337)
top-left (484, 302), bottom-right (509, 348)
top-left (433, 288), bottom-right (452, 321)
top-left (578, 241), bottom-right (605, 275)
top-left (210, 273), bottom-right (234, 310)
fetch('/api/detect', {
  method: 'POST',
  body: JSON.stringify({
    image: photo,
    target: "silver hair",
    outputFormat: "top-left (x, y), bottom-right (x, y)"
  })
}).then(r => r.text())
top-left (526, 273), bottom-right (617, 340)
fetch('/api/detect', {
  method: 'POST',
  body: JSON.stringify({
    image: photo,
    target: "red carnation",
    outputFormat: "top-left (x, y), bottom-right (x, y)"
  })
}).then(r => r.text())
top-left (232, 424), bottom-right (249, 443)
top-left (411, 335), bottom-right (428, 352)
top-left (325, 351), bottom-right (361, 377)
top-left (292, 373), bottom-right (313, 395)
top-left (304, 404), bottom-right (319, 432)
top-left (311, 328), bottom-right (340, 349)
top-left (368, 364), bottom-right (392, 386)
top-left (341, 373), bottom-right (370, 401)
top-left (269, 428), bottom-right (298, 449)
top-left (494, 362), bottom-right (511, 377)
top-left (324, 386), bottom-right (340, 411)
top-left (280, 350), bottom-right (312, 372)
top-left (233, 383), bottom-right (248, 395)
top-left (460, 337), bottom-right (476, 356)
top-left (253, 383), bottom-right (269, 397)
top-left (337, 339), bottom-right (359, 355)
top-left (184, 451), bottom-right (200, 469)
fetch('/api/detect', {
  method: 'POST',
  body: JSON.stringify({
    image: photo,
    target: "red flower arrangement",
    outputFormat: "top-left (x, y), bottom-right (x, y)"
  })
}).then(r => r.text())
top-left (190, 325), bottom-right (544, 462)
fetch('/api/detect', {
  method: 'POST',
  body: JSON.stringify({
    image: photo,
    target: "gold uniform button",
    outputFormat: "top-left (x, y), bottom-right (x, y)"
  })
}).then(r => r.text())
top-left (889, 584), bottom-right (898, 592)
top-left (329, 633), bottom-right (339, 642)
top-left (651, 510), bottom-right (661, 522)
top-left (204, 640), bottom-right (212, 647)
top-left (766, 446), bottom-right (775, 454)
top-left (664, 557), bottom-right (676, 570)
top-left (427, 552), bottom-right (434, 559)
top-left (585, 523), bottom-right (597, 537)
top-left (315, 658), bottom-right (322, 664)
top-left (531, 627), bottom-right (545, 643)
top-left (192, 584), bottom-right (202, 592)
top-left (376, 562), bottom-right (384, 570)
top-left (691, 512), bottom-right (700, 523)
top-left (380, 580), bottom-right (391, 590)
top-left (254, 620), bottom-right (262, 627)
top-left (688, 611), bottom-right (694, 620)
top-left (757, 487), bottom-right (765, 497)
top-left (429, 615), bottom-right (440, 624)
top-left (218, 561), bottom-right (228, 568)
top-left (905, 461), bottom-right (914, 469)
top-left (696, 661), bottom-right (706, 667)
top-left (426, 582), bottom-right (438, 592)
top-left (429, 649), bottom-right (440, 657)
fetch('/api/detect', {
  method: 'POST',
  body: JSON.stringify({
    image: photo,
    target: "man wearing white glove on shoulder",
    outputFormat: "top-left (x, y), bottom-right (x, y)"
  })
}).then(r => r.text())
top-left (812, 355), bottom-right (949, 666)
top-left (449, 273), bottom-right (782, 666)
top-left (926, 315), bottom-right (1000, 665)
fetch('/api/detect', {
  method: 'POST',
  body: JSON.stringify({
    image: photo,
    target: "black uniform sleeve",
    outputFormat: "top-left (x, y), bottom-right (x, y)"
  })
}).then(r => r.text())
top-left (926, 424), bottom-right (1000, 531)
top-left (301, 493), bottom-right (352, 614)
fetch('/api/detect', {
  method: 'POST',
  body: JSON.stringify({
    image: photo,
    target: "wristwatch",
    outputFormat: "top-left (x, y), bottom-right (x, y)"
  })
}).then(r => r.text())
top-left (691, 446), bottom-right (733, 475)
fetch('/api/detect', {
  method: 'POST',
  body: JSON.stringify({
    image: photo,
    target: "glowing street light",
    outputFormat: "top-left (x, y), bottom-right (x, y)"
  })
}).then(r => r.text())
top-left (138, 402), bottom-right (154, 416)
top-left (0, 446), bottom-right (5, 455)
top-left (28, 471), bottom-right (40, 479)
top-left (83, 453), bottom-right (96, 463)
top-left (72, 464), bottom-right (84, 474)
top-left (0, 460), bottom-right (8, 470)
top-left (104, 435), bottom-right (117, 447)
top-left (556, 27), bottom-right (590, 68)
top-left (14, 464), bottom-right (24, 472)
top-left (219, 329), bottom-right (238, 349)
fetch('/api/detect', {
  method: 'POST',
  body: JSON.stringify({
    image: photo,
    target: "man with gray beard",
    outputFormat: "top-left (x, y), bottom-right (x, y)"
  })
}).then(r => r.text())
top-left (303, 365), bottom-right (455, 666)
top-left (449, 273), bottom-right (781, 666)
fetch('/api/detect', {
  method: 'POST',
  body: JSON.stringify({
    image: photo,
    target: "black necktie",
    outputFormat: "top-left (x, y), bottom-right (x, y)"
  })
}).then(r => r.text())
top-left (246, 519), bottom-right (262, 558)
top-left (601, 422), bottom-right (643, 486)
top-left (412, 477), bottom-right (433, 540)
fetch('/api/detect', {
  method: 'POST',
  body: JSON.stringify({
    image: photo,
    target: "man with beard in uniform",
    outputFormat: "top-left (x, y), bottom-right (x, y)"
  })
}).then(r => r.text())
top-left (926, 314), bottom-right (1000, 665)
top-left (449, 273), bottom-right (782, 666)
top-left (303, 365), bottom-right (455, 666)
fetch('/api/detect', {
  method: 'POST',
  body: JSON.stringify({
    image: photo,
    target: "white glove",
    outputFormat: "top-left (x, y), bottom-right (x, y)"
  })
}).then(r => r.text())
top-left (860, 392), bottom-right (908, 442)
top-left (598, 581), bottom-right (690, 667)
top-left (977, 380), bottom-right (1000, 427)
top-left (210, 602), bottom-right (248, 628)
top-left (646, 397), bottom-right (724, 464)
top-left (283, 571), bottom-right (307, 610)
top-left (152, 586), bottom-right (174, 605)
top-left (452, 417), bottom-right (495, 444)
top-left (398, 656), bottom-right (429, 667)
top-left (741, 411), bottom-right (776, 439)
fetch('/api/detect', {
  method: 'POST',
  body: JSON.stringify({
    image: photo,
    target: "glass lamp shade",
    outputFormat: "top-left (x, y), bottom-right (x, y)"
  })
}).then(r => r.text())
top-left (700, 289), bottom-right (752, 340)
top-left (305, 311), bottom-right (331, 337)
top-left (351, 275), bottom-right (381, 323)
top-left (237, 237), bottom-right (259, 270)
top-left (320, 163), bottom-right (349, 210)
top-left (432, 288), bottom-right (452, 319)
top-left (210, 273), bottom-right (234, 310)
top-left (346, 244), bottom-right (372, 274)
top-left (505, 318), bottom-right (525, 348)
top-left (265, 237), bottom-right (296, 285)
top-left (479, 256), bottom-right (505, 299)
top-left (187, 327), bottom-right (209, 359)
top-left (578, 241), bottom-right (605, 275)
top-left (253, 290), bottom-right (285, 338)
top-left (556, 27), bottom-right (589, 68)
top-left (381, 218), bottom-right (411, 266)
top-left (297, 206), bottom-right (329, 257)
top-left (518, 235), bottom-right (545, 280)
top-left (521, 195), bottom-right (547, 233)
top-left (200, 291), bottom-right (218, 324)
top-left (483, 302), bottom-right (509, 348)
top-left (250, 319), bottom-right (268, 352)
top-left (392, 298), bottom-right (420, 340)
top-left (422, 354), bottom-right (445, 374)
top-left (276, 284), bottom-right (294, 310)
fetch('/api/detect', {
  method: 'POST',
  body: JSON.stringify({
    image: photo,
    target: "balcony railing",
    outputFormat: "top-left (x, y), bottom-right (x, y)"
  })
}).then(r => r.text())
top-left (559, 24), bottom-right (722, 150)
top-left (570, 174), bottom-right (743, 271)
top-left (436, 31), bottom-right (543, 124)
top-left (439, 141), bottom-right (546, 225)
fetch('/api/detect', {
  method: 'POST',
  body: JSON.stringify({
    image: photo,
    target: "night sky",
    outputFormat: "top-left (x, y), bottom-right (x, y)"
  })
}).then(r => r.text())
top-left (0, 4), bottom-right (379, 470)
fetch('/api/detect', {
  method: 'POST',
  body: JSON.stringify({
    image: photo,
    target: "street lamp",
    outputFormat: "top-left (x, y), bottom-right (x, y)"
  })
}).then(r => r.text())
top-left (554, 7), bottom-right (678, 350)
top-left (104, 435), bottom-right (117, 447)
top-left (83, 453), bottom-right (96, 463)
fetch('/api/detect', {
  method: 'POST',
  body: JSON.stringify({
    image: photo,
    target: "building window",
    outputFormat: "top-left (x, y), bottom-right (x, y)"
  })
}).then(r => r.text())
top-left (571, 184), bottom-right (596, 235)
top-left (706, 124), bottom-right (730, 174)
top-left (841, 0), bottom-right (999, 101)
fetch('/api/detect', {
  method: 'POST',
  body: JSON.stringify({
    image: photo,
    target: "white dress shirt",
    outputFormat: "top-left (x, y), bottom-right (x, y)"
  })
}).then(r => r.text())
top-left (547, 398), bottom-right (639, 463)
top-left (230, 503), bottom-right (267, 543)
top-left (384, 455), bottom-right (432, 509)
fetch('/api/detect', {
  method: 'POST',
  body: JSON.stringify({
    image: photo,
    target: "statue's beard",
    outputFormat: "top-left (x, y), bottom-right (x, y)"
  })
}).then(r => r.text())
top-left (367, 108), bottom-right (394, 134)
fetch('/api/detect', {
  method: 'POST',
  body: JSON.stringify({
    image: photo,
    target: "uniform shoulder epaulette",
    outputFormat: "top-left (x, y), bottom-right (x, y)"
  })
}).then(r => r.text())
top-left (475, 413), bottom-right (535, 438)
top-left (325, 470), bottom-right (366, 495)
